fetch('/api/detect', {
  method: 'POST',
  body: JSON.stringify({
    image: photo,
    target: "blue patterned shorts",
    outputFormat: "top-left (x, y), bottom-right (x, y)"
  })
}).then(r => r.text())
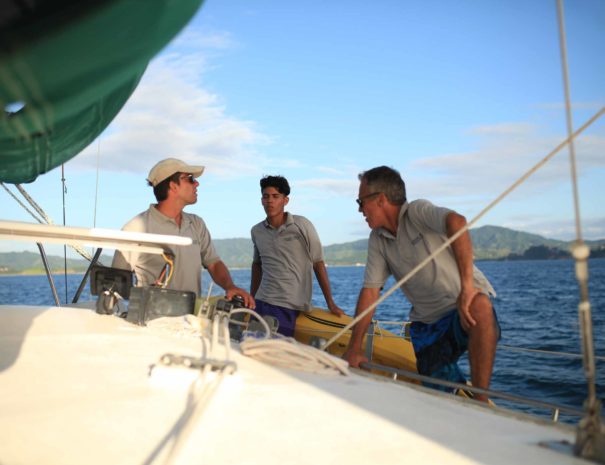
top-left (409, 307), bottom-right (500, 391)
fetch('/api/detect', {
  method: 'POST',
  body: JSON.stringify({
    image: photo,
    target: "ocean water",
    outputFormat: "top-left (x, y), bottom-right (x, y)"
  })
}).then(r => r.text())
top-left (1, 258), bottom-right (604, 423)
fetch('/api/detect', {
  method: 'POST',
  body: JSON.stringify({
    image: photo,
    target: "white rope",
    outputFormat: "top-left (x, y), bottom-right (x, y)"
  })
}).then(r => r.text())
top-left (241, 336), bottom-right (350, 376)
top-left (221, 314), bottom-right (231, 361)
top-left (322, 106), bottom-right (605, 352)
top-left (144, 313), bottom-right (236, 465)
top-left (230, 307), bottom-right (272, 338)
top-left (210, 314), bottom-right (220, 358)
top-left (199, 281), bottom-right (214, 316)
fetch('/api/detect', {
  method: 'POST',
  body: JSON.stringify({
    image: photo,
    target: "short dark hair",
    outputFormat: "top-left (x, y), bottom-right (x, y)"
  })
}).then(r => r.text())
top-left (260, 175), bottom-right (290, 196)
top-left (149, 172), bottom-right (182, 201)
top-left (358, 166), bottom-right (406, 205)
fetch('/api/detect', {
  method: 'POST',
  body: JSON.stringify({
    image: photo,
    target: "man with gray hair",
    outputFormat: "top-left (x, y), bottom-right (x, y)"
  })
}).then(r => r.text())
top-left (113, 158), bottom-right (254, 308)
top-left (343, 166), bottom-right (499, 402)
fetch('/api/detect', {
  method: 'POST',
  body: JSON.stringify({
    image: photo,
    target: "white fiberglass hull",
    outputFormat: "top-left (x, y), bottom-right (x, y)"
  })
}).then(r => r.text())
top-left (0, 305), bottom-right (584, 465)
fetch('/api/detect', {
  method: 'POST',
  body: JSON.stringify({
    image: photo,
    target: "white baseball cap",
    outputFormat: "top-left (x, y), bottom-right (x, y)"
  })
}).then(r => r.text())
top-left (147, 158), bottom-right (205, 187)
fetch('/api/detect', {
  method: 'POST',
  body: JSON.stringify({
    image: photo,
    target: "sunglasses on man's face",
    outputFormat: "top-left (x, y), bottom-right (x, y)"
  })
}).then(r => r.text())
top-left (355, 192), bottom-right (380, 208)
top-left (179, 174), bottom-right (196, 184)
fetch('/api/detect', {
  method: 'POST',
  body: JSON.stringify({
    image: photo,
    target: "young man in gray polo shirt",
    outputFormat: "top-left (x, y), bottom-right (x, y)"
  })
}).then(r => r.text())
top-left (250, 175), bottom-right (344, 337)
top-left (343, 166), bottom-right (499, 402)
top-left (112, 158), bottom-right (254, 308)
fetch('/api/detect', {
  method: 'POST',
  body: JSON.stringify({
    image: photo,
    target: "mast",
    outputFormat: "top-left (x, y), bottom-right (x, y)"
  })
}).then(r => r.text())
top-left (556, 0), bottom-right (605, 461)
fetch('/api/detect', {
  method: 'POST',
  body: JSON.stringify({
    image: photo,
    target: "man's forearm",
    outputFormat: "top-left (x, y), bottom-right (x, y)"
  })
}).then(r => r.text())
top-left (207, 260), bottom-right (235, 291)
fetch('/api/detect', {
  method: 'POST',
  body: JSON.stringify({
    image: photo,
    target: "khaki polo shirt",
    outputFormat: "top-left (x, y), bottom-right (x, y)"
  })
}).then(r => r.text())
top-left (363, 199), bottom-right (495, 324)
top-left (251, 213), bottom-right (323, 311)
top-left (112, 204), bottom-right (220, 296)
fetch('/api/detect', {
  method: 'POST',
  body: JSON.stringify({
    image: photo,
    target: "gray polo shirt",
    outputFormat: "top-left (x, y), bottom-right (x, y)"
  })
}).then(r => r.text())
top-left (112, 204), bottom-right (220, 296)
top-left (364, 199), bottom-right (495, 324)
top-left (251, 213), bottom-right (324, 311)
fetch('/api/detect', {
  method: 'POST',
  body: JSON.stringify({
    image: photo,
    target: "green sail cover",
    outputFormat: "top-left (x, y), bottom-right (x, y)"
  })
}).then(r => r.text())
top-left (0, 0), bottom-right (203, 184)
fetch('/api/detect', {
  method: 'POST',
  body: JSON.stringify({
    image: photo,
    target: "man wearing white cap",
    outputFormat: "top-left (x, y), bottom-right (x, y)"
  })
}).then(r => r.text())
top-left (112, 158), bottom-right (254, 307)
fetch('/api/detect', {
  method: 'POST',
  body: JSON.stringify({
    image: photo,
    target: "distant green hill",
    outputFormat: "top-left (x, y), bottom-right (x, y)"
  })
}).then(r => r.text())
top-left (469, 225), bottom-right (567, 259)
top-left (323, 239), bottom-right (369, 265)
top-left (0, 249), bottom-right (117, 274)
top-left (215, 237), bottom-right (371, 267)
top-left (213, 238), bottom-right (254, 268)
top-left (0, 250), bottom-right (93, 274)
top-left (1, 225), bottom-right (604, 274)
top-left (470, 225), bottom-right (605, 259)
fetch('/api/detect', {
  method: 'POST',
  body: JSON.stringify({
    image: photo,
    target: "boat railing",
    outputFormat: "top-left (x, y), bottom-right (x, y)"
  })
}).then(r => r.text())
top-left (360, 361), bottom-right (584, 422)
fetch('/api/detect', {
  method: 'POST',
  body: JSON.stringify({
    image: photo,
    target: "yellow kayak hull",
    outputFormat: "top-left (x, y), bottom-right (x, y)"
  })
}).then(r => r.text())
top-left (294, 308), bottom-right (490, 404)
top-left (294, 308), bottom-right (419, 382)
top-left (203, 297), bottom-right (486, 400)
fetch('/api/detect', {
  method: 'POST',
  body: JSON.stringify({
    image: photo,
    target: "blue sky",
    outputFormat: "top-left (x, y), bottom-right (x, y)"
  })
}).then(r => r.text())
top-left (2, 0), bottom-right (604, 256)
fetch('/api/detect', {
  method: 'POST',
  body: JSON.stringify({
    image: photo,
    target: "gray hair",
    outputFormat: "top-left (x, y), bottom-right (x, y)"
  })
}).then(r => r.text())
top-left (358, 166), bottom-right (406, 205)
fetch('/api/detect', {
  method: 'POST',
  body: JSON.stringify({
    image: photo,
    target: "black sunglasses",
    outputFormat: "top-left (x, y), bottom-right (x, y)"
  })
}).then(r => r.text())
top-left (179, 174), bottom-right (196, 184)
top-left (355, 192), bottom-right (380, 208)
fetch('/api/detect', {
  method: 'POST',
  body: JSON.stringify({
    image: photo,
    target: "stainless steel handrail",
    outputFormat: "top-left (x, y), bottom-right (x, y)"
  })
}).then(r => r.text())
top-left (360, 361), bottom-right (585, 418)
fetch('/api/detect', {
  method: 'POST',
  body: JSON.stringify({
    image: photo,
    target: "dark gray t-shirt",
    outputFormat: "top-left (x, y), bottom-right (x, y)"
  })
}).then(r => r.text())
top-left (251, 213), bottom-right (323, 311)
top-left (363, 199), bottom-right (495, 324)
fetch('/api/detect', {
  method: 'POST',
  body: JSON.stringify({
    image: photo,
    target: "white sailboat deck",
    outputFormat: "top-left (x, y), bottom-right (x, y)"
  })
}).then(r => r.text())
top-left (0, 305), bottom-right (586, 465)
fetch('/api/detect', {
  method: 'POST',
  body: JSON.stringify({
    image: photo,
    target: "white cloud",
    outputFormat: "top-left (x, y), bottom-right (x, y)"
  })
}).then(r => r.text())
top-left (533, 101), bottom-right (604, 112)
top-left (409, 123), bottom-right (605, 202)
top-left (70, 33), bottom-right (272, 179)
top-left (189, 31), bottom-right (236, 50)
top-left (467, 122), bottom-right (536, 136)
top-left (297, 178), bottom-right (358, 196)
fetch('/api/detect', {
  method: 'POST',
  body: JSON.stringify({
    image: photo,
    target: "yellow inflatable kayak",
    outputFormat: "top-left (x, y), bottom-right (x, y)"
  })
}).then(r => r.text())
top-left (294, 308), bottom-right (419, 383)
top-left (294, 308), bottom-right (488, 403)
top-left (203, 297), bottom-right (484, 400)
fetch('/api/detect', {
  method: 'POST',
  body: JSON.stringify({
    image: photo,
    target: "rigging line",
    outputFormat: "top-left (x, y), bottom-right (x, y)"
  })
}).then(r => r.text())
top-left (15, 184), bottom-right (53, 223)
top-left (321, 106), bottom-right (605, 352)
top-left (557, 0), bottom-right (582, 241)
top-left (557, 4), bottom-right (602, 455)
top-left (12, 183), bottom-right (96, 262)
top-left (61, 164), bottom-right (67, 304)
top-left (498, 344), bottom-right (605, 362)
top-left (93, 138), bottom-right (100, 229)
top-left (0, 182), bottom-right (44, 223)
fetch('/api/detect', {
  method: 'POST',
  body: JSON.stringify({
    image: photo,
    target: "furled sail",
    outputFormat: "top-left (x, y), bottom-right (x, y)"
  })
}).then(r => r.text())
top-left (0, 0), bottom-right (203, 184)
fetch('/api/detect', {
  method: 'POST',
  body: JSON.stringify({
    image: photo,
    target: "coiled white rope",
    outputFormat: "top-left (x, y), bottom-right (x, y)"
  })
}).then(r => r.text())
top-left (241, 336), bottom-right (350, 376)
top-left (227, 307), bottom-right (350, 375)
